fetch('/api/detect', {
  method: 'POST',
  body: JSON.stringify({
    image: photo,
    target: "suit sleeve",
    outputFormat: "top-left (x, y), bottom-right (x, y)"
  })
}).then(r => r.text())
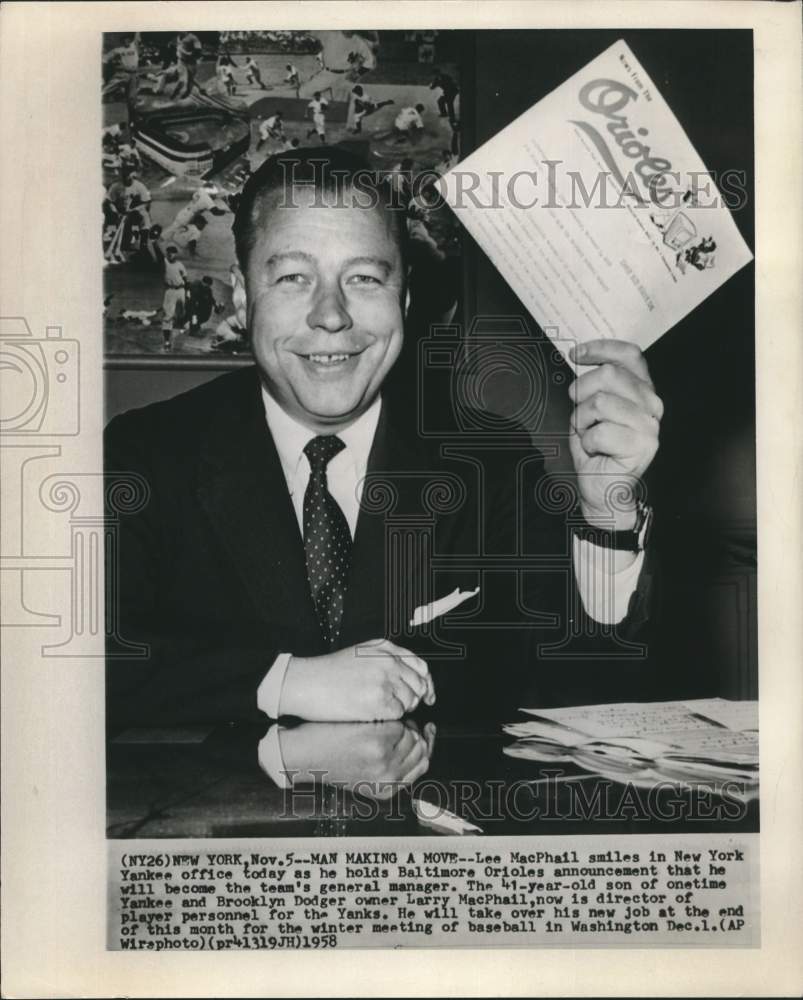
top-left (105, 413), bottom-right (279, 730)
top-left (515, 451), bottom-right (660, 708)
top-left (424, 446), bottom-right (658, 720)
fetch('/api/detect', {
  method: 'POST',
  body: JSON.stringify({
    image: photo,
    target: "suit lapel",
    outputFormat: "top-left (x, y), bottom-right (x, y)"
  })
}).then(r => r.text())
top-left (194, 369), bottom-right (322, 644)
top-left (340, 400), bottom-right (434, 645)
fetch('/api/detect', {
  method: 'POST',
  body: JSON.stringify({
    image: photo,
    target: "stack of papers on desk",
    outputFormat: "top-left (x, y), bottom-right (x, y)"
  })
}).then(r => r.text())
top-left (504, 699), bottom-right (758, 795)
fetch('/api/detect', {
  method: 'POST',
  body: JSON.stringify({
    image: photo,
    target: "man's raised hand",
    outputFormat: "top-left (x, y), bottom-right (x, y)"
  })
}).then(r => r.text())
top-left (568, 339), bottom-right (663, 529)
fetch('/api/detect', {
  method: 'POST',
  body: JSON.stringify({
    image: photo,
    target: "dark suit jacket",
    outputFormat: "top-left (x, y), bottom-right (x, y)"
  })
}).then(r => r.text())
top-left (105, 367), bottom-right (654, 729)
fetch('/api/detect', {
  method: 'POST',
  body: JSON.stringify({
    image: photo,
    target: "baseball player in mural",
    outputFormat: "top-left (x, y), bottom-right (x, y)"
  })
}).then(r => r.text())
top-left (171, 31), bottom-right (203, 99)
top-left (306, 92), bottom-right (329, 142)
top-left (246, 56), bottom-right (267, 89)
top-left (162, 183), bottom-right (227, 243)
top-left (103, 170), bottom-right (152, 263)
top-left (216, 53), bottom-right (238, 96)
top-left (375, 104), bottom-right (427, 146)
top-left (161, 246), bottom-right (188, 351)
top-left (348, 85), bottom-right (395, 134)
top-left (102, 33), bottom-right (141, 122)
top-left (285, 62), bottom-right (301, 96)
top-left (430, 68), bottom-right (459, 124)
top-left (257, 112), bottom-right (286, 152)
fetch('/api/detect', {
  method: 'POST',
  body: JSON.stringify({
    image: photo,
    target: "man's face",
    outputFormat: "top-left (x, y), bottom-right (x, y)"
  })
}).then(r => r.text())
top-left (240, 186), bottom-right (405, 432)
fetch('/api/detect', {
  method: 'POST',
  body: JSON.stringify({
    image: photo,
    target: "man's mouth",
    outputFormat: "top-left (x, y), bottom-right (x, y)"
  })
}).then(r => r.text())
top-left (302, 351), bottom-right (362, 368)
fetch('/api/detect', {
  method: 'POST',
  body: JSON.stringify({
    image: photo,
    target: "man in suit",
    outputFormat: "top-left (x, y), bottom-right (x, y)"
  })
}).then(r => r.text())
top-left (105, 147), bottom-right (662, 730)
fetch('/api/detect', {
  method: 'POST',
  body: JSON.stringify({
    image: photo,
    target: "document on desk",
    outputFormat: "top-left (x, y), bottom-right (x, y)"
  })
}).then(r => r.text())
top-left (439, 39), bottom-right (754, 365)
top-left (506, 699), bottom-right (759, 792)
top-left (515, 698), bottom-right (758, 739)
top-left (507, 699), bottom-right (758, 766)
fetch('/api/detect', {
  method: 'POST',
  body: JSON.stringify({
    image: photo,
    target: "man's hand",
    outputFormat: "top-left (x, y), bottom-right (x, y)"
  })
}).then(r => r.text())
top-left (280, 639), bottom-right (435, 722)
top-left (569, 340), bottom-right (663, 529)
top-left (277, 720), bottom-right (437, 797)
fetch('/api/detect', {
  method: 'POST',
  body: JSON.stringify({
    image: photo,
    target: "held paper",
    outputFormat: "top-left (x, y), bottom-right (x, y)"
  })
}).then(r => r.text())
top-left (439, 39), bottom-right (754, 363)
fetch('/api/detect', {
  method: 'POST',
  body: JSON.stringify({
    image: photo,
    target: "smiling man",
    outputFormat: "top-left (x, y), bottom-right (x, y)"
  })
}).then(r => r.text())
top-left (105, 147), bottom-right (661, 730)
top-left (241, 182), bottom-right (405, 434)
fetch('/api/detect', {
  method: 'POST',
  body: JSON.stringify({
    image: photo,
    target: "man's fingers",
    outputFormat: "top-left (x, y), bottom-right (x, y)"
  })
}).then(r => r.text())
top-left (376, 639), bottom-right (431, 680)
top-left (390, 671), bottom-right (424, 713)
top-left (401, 753), bottom-right (431, 785)
top-left (396, 730), bottom-right (427, 774)
top-left (389, 720), bottom-right (417, 755)
top-left (377, 639), bottom-right (427, 667)
top-left (570, 363), bottom-right (662, 419)
top-left (570, 362), bottom-right (644, 406)
top-left (377, 694), bottom-right (406, 721)
top-left (580, 421), bottom-right (643, 460)
top-left (572, 391), bottom-right (657, 436)
top-left (394, 662), bottom-right (428, 703)
top-left (423, 671), bottom-right (436, 706)
top-left (390, 679), bottom-right (417, 715)
top-left (364, 640), bottom-right (433, 703)
top-left (571, 339), bottom-right (651, 382)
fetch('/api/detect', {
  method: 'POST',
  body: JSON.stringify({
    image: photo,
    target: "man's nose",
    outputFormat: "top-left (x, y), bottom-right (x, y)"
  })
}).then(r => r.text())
top-left (306, 281), bottom-right (353, 333)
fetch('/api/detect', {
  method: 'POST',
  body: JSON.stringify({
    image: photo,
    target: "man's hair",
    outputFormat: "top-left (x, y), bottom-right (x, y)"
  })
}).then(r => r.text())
top-left (231, 145), bottom-right (409, 270)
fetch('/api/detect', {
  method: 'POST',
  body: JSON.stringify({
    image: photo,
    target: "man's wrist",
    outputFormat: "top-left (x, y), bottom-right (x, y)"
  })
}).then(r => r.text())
top-left (579, 501), bottom-right (637, 532)
top-left (257, 652), bottom-right (293, 718)
top-left (572, 499), bottom-right (653, 554)
top-left (278, 655), bottom-right (309, 718)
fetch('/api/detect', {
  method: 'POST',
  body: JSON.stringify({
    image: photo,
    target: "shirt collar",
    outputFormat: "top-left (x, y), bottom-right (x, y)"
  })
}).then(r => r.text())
top-left (261, 385), bottom-right (381, 492)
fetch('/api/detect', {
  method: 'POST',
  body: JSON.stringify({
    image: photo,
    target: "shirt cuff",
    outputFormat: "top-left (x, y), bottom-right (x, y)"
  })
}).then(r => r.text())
top-left (257, 652), bottom-right (292, 718)
top-left (257, 724), bottom-right (291, 789)
top-left (572, 536), bottom-right (645, 625)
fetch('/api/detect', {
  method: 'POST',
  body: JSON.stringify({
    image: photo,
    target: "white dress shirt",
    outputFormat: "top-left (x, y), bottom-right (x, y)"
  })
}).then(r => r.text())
top-left (256, 388), bottom-right (644, 719)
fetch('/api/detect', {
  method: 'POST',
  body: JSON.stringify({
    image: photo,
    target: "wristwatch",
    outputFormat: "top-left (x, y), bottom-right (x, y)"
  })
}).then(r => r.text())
top-left (569, 500), bottom-right (653, 554)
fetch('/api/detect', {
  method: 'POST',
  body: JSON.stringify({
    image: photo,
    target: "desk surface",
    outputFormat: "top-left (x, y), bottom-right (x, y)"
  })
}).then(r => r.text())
top-left (107, 719), bottom-right (758, 839)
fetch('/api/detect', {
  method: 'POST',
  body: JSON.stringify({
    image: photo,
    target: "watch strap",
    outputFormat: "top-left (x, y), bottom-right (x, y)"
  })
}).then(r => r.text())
top-left (569, 500), bottom-right (653, 553)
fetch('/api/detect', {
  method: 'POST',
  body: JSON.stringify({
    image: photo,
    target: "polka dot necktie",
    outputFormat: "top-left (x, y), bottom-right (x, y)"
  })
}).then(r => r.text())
top-left (303, 435), bottom-right (352, 647)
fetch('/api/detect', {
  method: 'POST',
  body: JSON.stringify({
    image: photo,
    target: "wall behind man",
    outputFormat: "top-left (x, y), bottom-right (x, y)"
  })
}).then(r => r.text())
top-left (106, 364), bottom-right (236, 421)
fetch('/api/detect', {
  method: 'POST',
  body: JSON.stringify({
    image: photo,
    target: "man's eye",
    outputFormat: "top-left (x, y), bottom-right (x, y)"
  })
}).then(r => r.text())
top-left (276, 273), bottom-right (308, 285)
top-left (347, 274), bottom-right (382, 286)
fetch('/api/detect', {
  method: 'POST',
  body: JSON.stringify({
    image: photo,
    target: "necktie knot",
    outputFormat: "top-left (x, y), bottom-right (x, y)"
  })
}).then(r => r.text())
top-left (304, 435), bottom-right (345, 475)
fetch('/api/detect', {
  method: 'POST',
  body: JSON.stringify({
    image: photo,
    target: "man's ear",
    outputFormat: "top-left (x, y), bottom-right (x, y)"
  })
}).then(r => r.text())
top-left (233, 265), bottom-right (247, 329)
top-left (403, 265), bottom-right (412, 318)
